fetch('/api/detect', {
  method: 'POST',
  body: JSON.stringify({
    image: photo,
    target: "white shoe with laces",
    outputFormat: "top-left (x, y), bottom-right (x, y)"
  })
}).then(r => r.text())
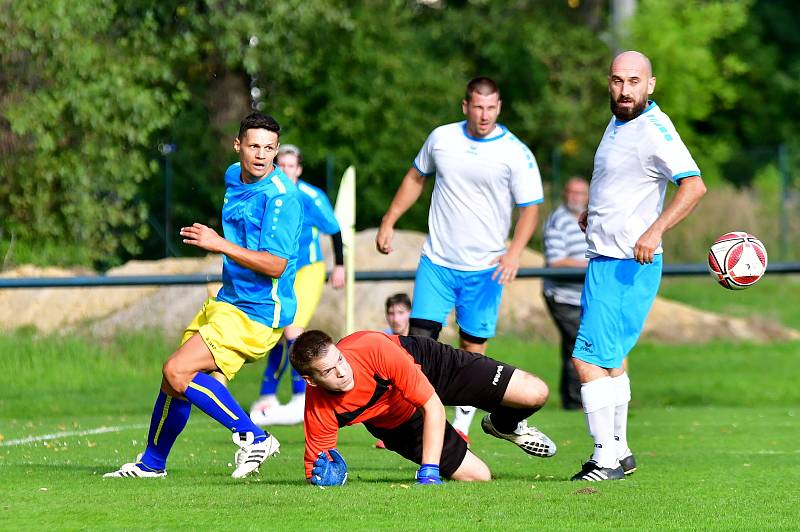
top-left (103, 462), bottom-right (166, 478)
top-left (481, 414), bottom-right (557, 458)
top-left (231, 431), bottom-right (280, 479)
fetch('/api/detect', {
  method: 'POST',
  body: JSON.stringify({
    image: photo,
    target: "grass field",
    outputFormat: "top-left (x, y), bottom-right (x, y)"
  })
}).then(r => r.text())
top-left (2, 330), bottom-right (798, 530)
top-left (659, 273), bottom-right (800, 331)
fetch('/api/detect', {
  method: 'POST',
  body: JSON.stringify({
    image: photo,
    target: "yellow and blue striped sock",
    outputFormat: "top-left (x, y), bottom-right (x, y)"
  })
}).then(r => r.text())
top-left (140, 390), bottom-right (191, 471)
top-left (184, 372), bottom-right (267, 443)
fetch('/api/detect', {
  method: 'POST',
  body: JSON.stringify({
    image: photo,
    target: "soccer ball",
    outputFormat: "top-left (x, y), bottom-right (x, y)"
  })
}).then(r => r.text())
top-left (707, 231), bottom-right (768, 290)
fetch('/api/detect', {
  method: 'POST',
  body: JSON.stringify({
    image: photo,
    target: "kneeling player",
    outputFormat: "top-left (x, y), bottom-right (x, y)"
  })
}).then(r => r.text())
top-left (290, 330), bottom-right (556, 486)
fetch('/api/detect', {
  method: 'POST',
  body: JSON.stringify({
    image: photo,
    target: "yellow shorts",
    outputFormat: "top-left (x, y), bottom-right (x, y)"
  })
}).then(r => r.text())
top-left (181, 298), bottom-right (283, 381)
top-left (292, 261), bottom-right (326, 328)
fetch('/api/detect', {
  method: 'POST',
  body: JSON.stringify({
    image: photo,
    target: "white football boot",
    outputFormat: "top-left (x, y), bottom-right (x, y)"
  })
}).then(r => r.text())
top-left (231, 431), bottom-right (280, 479)
top-left (481, 414), bottom-right (557, 458)
top-left (103, 462), bottom-right (166, 478)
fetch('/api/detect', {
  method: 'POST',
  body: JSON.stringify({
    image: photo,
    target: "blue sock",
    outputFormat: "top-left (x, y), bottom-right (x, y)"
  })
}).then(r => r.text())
top-left (291, 367), bottom-right (306, 395)
top-left (184, 372), bottom-right (267, 443)
top-left (259, 339), bottom-right (290, 396)
top-left (140, 390), bottom-right (191, 471)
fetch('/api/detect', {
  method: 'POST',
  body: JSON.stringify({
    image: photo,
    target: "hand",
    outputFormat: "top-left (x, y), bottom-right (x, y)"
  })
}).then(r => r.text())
top-left (375, 224), bottom-right (394, 255)
top-left (490, 252), bottom-right (520, 285)
top-left (633, 227), bottom-right (662, 265)
top-left (415, 463), bottom-right (443, 485)
top-left (329, 265), bottom-right (345, 289)
top-left (310, 448), bottom-right (348, 486)
top-left (578, 210), bottom-right (588, 233)
top-left (180, 223), bottom-right (225, 253)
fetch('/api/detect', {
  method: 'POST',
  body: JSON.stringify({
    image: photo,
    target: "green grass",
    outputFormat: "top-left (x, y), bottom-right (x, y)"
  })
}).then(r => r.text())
top-left (659, 273), bottom-right (800, 331)
top-left (2, 332), bottom-right (799, 529)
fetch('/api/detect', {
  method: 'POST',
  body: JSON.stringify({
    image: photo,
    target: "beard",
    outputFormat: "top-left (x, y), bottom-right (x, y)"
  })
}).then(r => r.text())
top-left (610, 94), bottom-right (648, 121)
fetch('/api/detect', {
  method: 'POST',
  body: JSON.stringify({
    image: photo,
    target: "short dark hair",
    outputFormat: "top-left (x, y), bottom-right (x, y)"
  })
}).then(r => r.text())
top-left (238, 112), bottom-right (281, 140)
top-left (465, 77), bottom-right (500, 102)
top-left (385, 293), bottom-right (411, 313)
top-left (290, 330), bottom-right (335, 376)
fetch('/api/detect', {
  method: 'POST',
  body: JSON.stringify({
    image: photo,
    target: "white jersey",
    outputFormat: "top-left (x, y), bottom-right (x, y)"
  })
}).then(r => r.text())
top-left (414, 121), bottom-right (543, 270)
top-left (586, 102), bottom-right (700, 259)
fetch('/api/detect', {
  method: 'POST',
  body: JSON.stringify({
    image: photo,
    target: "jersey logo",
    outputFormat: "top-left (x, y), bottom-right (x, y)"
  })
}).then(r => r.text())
top-left (335, 375), bottom-right (392, 427)
top-left (647, 115), bottom-right (673, 141)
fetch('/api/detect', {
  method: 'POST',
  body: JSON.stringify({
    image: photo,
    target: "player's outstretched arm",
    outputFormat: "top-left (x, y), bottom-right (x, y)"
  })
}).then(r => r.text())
top-left (634, 175), bottom-right (707, 264)
top-left (376, 167), bottom-right (426, 255)
top-left (491, 204), bottom-right (539, 285)
top-left (180, 223), bottom-right (288, 278)
top-left (417, 393), bottom-right (446, 485)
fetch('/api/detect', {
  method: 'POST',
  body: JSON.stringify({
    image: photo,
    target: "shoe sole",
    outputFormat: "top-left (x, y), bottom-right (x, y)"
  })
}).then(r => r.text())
top-left (481, 417), bottom-right (556, 458)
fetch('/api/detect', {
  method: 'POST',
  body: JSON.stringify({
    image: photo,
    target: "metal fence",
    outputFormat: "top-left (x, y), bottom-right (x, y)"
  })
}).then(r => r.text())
top-left (1, 263), bottom-right (799, 289)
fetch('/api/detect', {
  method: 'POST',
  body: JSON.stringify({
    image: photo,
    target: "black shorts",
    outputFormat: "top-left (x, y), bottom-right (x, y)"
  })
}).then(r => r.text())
top-left (365, 411), bottom-right (468, 478)
top-left (398, 335), bottom-right (516, 410)
top-left (364, 336), bottom-right (518, 478)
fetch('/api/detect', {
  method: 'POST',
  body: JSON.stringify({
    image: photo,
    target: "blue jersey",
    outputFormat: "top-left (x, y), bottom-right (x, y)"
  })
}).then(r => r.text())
top-left (296, 180), bottom-right (341, 269)
top-left (216, 162), bottom-right (303, 328)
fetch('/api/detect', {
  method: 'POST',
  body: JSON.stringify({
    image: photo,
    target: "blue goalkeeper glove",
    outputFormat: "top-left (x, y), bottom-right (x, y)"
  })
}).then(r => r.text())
top-left (311, 448), bottom-right (348, 486)
top-left (415, 463), bottom-right (443, 485)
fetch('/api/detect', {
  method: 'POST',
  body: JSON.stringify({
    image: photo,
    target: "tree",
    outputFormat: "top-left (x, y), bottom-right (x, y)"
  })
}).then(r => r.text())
top-left (0, 0), bottom-right (188, 265)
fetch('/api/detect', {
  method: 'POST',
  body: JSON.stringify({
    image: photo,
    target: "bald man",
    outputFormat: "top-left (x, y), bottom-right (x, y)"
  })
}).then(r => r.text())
top-left (570, 51), bottom-right (707, 481)
top-left (543, 177), bottom-right (589, 411)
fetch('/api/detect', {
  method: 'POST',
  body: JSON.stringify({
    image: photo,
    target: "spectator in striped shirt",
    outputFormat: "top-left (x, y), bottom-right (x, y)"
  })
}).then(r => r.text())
top-left (542, 177), bottom-right (589, 410)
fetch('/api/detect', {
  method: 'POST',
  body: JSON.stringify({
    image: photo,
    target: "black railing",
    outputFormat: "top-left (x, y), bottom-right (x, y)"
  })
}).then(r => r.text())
top-left (1, 263), bottom-right (798, 289)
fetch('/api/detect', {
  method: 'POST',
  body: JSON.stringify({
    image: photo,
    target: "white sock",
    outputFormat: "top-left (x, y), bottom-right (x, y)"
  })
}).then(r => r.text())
top-left (452, 406), bottom-right (477, 435)
top-left (612, 372), bottom-right (631, 458)
top-left (581, 377), bottom-right (617, 468)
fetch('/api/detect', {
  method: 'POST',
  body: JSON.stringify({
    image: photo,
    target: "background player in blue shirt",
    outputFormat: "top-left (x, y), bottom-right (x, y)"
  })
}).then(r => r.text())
top-left (105, 113), bottom-right (303, 479)
top-left (250, 144), bottom-right (345, 427)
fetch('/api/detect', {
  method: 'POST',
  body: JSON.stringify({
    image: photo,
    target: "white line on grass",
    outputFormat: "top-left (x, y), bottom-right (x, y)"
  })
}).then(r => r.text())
top-left (0, 424), bottom-right (149, 447)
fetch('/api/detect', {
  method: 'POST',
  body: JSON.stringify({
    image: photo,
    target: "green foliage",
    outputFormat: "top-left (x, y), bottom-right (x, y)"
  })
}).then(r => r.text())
top-left (1, 0), bottom-right (798, 265)
top-left (0, 1), bottom-right (189, 266)
top-left (627, 0), bottom-right (752, 184)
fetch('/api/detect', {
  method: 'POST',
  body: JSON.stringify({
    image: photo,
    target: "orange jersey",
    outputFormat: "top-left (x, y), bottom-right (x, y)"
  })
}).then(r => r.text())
top-left (303, 331), bottom-right (436, 477)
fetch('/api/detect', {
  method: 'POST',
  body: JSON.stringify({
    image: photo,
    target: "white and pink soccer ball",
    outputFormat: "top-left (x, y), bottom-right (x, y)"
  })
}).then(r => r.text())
top-left (707, 231), bottom-right (768, 290)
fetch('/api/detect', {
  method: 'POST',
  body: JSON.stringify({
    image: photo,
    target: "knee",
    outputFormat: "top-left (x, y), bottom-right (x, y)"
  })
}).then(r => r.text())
top-left (450, 463), bottom-right (492, 482)
top-left (517, 371), bottom-right (550, 408)
top-left (162, 356), bottom-right (190, 394)
top-left (449, 452), bottom-right (492, 482)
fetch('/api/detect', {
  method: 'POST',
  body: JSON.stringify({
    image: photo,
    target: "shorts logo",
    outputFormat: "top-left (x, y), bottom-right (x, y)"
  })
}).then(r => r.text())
top-left (492, 365), bottom-right (504, 386)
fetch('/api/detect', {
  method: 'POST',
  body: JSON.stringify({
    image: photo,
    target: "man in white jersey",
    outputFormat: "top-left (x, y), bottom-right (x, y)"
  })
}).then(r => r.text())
top-left (376, 77), bottom-right (544, 440)
top-left (570, 51), bottom-right (706, 481)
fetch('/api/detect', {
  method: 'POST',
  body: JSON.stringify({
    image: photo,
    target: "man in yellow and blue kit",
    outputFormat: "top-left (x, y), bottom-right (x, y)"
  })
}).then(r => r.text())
top-left (104, 112), bottom-right (303, 479)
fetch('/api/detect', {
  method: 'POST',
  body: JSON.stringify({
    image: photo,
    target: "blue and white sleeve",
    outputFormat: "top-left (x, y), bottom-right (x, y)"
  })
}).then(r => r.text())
top-left (412, 130), bottom-right (437, 177)
top-left (648, 124), bottom-right (700, 185)
top-left (509, 139), bottom-right (544, 207)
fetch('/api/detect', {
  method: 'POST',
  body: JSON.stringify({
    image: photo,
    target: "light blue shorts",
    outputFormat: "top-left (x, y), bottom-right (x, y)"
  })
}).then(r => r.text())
top-left (572, 255), bottom-right (662, 369)
top-left (410, 255), bottom-right (504, 339)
